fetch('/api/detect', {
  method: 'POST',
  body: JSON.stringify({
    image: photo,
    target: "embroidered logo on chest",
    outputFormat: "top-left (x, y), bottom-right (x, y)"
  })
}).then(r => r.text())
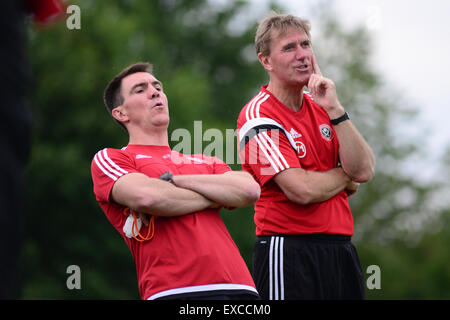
top-left (289, 128), bottom-right (302, 139)
top-left (295, 141), bottom-right (307, 159)
top-left (319, 124), bottom-right (333, 141)
top-left (289, 128), bottom-right (306, 159)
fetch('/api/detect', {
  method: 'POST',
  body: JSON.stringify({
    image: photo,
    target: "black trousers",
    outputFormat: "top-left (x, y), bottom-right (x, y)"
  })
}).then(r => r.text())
top-left (253, 234), bottom-right (365, 300)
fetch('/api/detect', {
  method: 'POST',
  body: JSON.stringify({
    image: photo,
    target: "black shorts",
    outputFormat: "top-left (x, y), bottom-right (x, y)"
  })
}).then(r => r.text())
top-left (253, 234), bottom-right (365, 300)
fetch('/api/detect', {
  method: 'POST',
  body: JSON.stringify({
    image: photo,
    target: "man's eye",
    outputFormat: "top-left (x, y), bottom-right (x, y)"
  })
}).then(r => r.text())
top-left (302, 41), bottom-right (311, 48)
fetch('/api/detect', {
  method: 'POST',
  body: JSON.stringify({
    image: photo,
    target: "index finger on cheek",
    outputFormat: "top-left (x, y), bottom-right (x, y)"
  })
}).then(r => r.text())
top-left (311, 51), bottom-right (322, 76)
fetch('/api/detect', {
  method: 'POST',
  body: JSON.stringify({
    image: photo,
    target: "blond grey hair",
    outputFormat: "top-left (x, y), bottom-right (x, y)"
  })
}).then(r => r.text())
top-left (255, 11), bottom-right (311, 56)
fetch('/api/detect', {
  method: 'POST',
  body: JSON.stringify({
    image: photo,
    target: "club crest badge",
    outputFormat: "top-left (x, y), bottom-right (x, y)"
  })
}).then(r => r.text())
top-left (319, 124), bottom-right (333, 141)
top-left (295, 141), bottom-right (307, 159)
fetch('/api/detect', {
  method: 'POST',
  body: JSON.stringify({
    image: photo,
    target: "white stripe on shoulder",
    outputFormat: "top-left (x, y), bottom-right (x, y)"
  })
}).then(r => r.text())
top-left (261, 131), bottom-right (290, 170)
top-left (246, 91), bottom-right (264, 121)
top-left (250, 93), bottom-right (269, 119)
top-left (94, 153), bottom-right (118, 181)
top-left (255, 93), bottom-right (270, 118)
top-left (94, 148), bottom-right (128, 181)
top-left (257, 132), bottom-right (285, 172)
top-left (102, 149), bottom-right (128, 175)
top-left (254, 134), bottom-right (282, 173)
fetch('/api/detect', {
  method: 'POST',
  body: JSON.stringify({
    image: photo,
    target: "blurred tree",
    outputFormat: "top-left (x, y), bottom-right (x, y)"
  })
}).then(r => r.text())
top-left (24, 0), bottom-right (265, 299)
top-left (23, 0), bottom-right (450, 299)
top-left (308, 5), bottom-right (450, 299)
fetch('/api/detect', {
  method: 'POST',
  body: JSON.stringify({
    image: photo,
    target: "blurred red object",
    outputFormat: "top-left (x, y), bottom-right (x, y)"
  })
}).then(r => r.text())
top-left (25, 0), bottom-right (66, 25)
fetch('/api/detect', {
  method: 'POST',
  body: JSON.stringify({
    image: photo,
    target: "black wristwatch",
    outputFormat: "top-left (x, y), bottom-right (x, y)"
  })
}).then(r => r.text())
top-left (330, 112), bottom-right (350, 126)
top-left (159, 171), bottom-right (175, 184)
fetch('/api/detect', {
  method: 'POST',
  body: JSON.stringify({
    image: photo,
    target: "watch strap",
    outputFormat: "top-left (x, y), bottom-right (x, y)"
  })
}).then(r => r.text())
top-left (330, 112), bottom-right (349, 125)
top-left (159, 171), bottom-right (175, 184)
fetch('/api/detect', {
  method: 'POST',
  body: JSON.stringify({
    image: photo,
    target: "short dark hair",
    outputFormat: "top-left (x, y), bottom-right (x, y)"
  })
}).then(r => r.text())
top-left (103, 62), bottom-right (153, 129)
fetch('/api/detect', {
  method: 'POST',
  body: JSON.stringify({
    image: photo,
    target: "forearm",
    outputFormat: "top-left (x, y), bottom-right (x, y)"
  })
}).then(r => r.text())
top-left (334, 120), bottom-right (375, 182)
top-left (173, 171), bottom-right (260, 208)
top-left (143, 182), bottom-right (216, 216)
top-left (299, 167), bottom-right (351, 203)
top-left (275, 167), bottom-right (351, 205)
top-left (112, 173), bottom-right (215, 217)
top-left (307, 66), bottom-right (375, 183)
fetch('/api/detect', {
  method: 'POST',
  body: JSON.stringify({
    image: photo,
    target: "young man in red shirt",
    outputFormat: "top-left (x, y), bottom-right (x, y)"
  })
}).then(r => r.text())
top-left (237, 12), bottom-right (375, 299)
top-left (91, 62), bottom-right (260, 300)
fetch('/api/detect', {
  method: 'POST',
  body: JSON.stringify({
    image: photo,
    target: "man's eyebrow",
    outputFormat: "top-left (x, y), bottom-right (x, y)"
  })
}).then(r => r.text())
top-left (129, 82), bottom-right (148, 95)
top-left (282, 41), bottom-right (296, 49)
top-left (152, 80), bottom-right (162, 88)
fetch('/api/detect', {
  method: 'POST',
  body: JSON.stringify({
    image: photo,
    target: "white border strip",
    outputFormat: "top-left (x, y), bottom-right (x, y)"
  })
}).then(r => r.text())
top-left (147, 283), bottom-right (258, 300)
top-left (269, 237), bottom-right (275, 300)
top-left (269, 236), bottom-right (285, 300)
top-left (239, 117), bottom-right (297, 151)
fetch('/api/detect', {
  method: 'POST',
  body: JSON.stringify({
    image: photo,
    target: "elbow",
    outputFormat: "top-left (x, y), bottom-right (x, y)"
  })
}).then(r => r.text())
top-left (285, 187), bottom-right (314, 206)
top-left (343, 153), bottom-right (376, 183)
top-left (235, 172), bottom-right (261, 206)
top-left (238, 180), bottom-right (261, 206)
top-left (246, 181), bottom-right (261, 204)
top-left (132, 190), bottom-right (158, 213)
top-left (291, 194), bottom-right (313, 206)
top-left (351, 166), bottom-right (375, 183)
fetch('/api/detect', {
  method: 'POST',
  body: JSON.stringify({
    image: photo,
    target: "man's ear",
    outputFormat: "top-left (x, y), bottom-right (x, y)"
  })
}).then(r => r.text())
top-left (258, 52), bottom-right (273, 72)
top-left (112, 106), bottom-right (129, 123)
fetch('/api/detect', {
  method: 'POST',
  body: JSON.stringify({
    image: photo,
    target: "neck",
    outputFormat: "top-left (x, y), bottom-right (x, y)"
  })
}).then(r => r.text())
top-left (127, 127), bottom-right (169, 146)
top-left (266, 79), bottom-right (305, 112)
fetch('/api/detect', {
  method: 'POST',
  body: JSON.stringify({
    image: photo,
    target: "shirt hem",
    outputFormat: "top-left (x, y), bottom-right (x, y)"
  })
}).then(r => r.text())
top-left (146, 283), bottom-right (258, 300)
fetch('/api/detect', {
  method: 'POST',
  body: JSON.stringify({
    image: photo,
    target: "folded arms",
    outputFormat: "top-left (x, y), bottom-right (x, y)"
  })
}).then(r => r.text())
top-left (111, 171), bottom-right (261, 218)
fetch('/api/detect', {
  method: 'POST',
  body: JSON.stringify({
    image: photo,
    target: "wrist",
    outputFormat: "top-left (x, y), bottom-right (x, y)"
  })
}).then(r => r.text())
top-left (327, 104), bottom-right (345, 119)
top-left (336, 167), bottom-right (351, 183)
top-left (330, 111), bottom-right (349, 126)
top-left (159, 171), bottom-right (175, 185)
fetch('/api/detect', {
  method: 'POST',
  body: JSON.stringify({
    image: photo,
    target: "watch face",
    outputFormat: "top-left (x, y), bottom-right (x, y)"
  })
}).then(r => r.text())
top-left (160, 171), bottom-right (173, 181)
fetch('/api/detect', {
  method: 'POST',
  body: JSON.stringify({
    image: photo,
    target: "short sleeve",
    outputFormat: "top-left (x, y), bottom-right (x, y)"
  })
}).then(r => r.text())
top-left (239, 129), bottom-right (301, 186)
top-left (91, 148), bottom-right (139, 202)
top-left (211, 156), bottom-right (232, 175)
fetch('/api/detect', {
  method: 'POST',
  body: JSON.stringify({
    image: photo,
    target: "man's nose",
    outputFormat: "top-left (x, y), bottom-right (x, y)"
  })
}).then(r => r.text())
top-left (295, 46), bottom-right (308, 60)
top-left (148, 86), bottom-right (160, 98)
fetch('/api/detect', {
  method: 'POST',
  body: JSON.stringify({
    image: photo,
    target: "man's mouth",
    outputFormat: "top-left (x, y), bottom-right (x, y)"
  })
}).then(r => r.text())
top-left (295, 65), bottom-right (309, 71)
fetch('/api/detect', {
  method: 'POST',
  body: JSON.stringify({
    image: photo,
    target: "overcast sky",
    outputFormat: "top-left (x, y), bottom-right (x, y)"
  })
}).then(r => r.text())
top-left (240, 0), bottom-right (450, 181)
top-left (311, 0), bottom-right (450, 155)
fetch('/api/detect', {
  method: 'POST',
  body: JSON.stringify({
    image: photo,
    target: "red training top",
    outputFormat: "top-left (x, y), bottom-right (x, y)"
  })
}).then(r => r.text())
top-left (237, 85), bottom-right (353, 236)
top-left (91, 144), bottom-right (257, 300)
